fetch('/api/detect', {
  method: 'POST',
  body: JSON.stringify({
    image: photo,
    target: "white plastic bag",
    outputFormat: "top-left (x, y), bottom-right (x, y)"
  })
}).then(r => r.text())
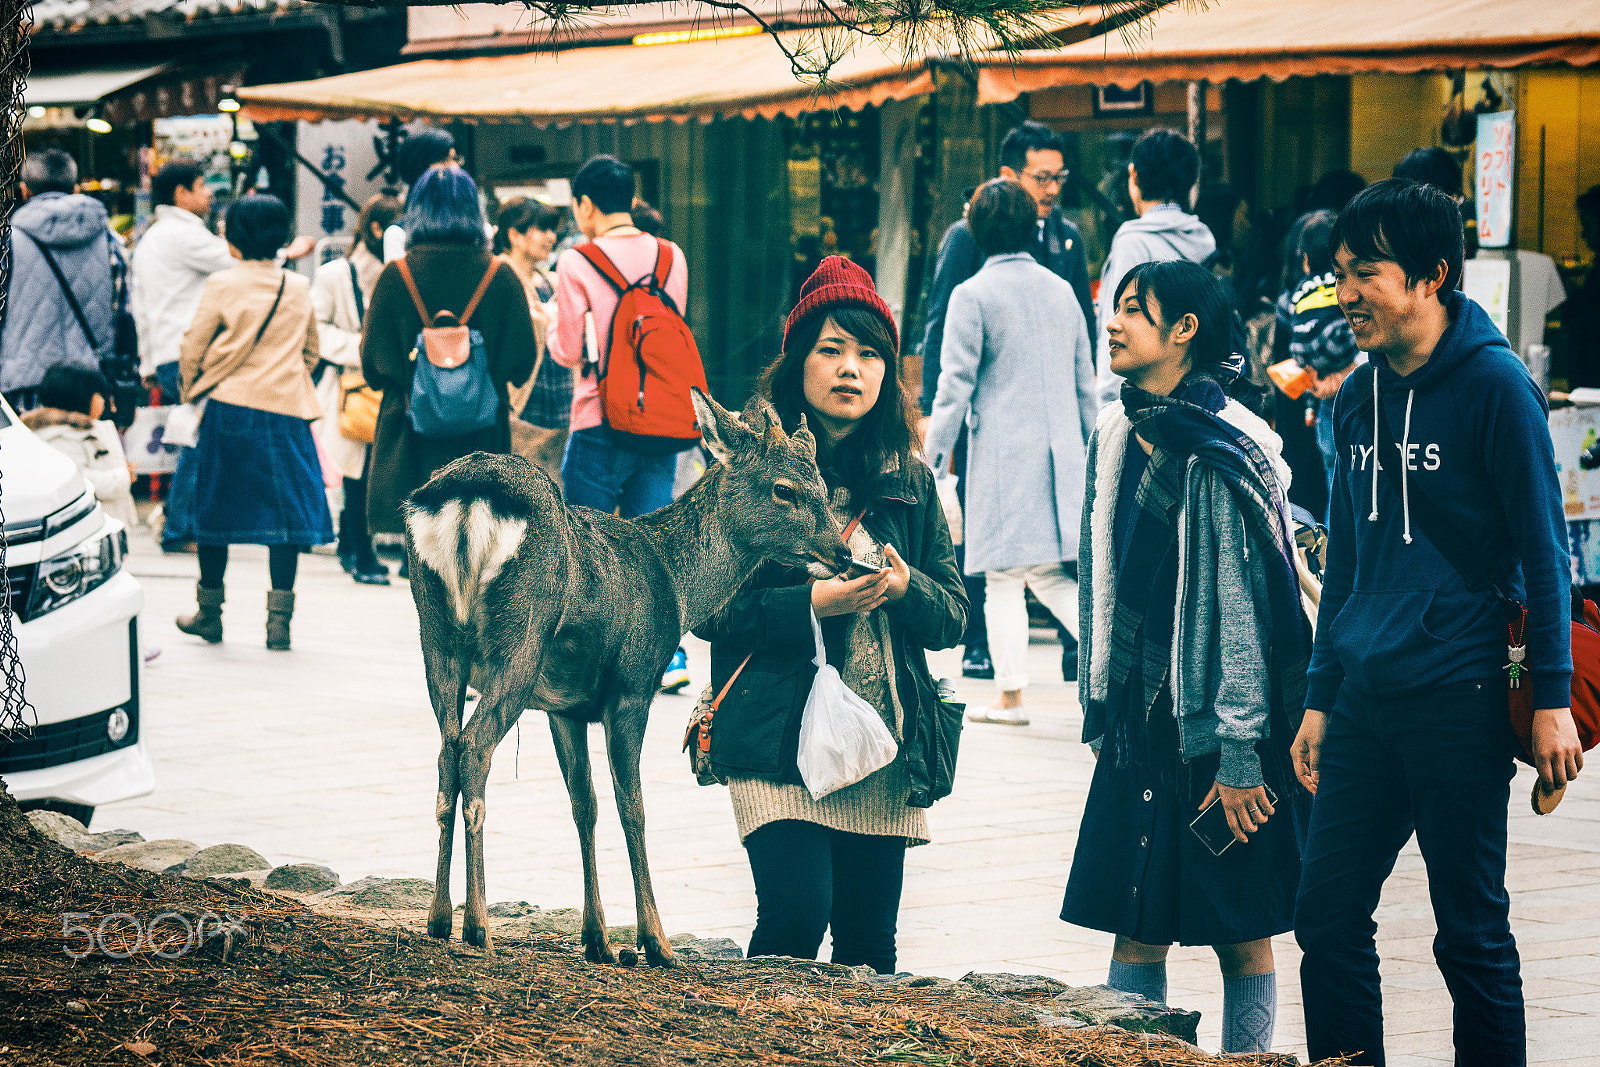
top-left (797, 608), bottom-right (898, 801)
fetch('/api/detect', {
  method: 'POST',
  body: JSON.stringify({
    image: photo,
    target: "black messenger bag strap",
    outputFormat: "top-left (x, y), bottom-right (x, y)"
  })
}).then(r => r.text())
top-left (26, 231), bottom-right (100, 350)
top-left (1361, 363), bottom-right (1519, 610)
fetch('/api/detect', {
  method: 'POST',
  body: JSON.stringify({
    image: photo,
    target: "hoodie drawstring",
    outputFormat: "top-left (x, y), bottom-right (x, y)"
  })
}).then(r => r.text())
top-left (1369, 366), bottom-right (1380, 521)
top-left (1400, 389), bottom-right (1415, 545)
top-left (1367, 369), bottom-right (1417, 545)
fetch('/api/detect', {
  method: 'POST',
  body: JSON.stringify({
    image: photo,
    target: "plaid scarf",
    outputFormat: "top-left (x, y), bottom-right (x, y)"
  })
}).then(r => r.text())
top-left (1105, 371), bottom-right (1311, 760)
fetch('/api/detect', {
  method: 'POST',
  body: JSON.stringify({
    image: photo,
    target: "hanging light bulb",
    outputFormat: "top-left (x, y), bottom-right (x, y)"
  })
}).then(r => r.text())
top-left (86, 117), bottom-right (112, 134)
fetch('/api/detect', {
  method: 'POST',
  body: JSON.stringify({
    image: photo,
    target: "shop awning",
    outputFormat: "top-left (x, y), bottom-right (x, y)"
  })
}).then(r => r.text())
top-left (976, 0), bottom-right (1600, 102)
top-left (236, 6), bottom-right (1134, 125)
top-left (238, 29), bottom-right (935, 124)
top-left (23, 62), bottom-right (174, 108)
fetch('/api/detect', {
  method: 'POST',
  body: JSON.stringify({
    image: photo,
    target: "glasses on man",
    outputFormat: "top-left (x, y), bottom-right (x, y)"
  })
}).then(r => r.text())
top-left (1022, 170), bottom-right (1070, 189)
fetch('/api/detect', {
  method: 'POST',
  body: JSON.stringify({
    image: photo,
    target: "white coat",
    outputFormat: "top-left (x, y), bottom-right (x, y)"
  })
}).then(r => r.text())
top-left (21, 408), bottom-right (138, 528)
top-left (310, 244), bottom-right (383, 479)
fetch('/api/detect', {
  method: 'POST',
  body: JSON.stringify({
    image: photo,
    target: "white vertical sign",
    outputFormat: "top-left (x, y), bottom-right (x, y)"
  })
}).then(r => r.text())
top-left (294, 119), bottom-right (388, 270)
top-left (1475, 111), bottom-right (1514, 249)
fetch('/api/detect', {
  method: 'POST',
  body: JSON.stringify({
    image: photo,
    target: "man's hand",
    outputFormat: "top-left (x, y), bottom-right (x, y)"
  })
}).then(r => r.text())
top-left (881, 544), bottom-right (911, 602)
top-left (1532, 707), bottom-right (1584, 791)
top-left (811, 570), bottom-right (890, 617)
top-left (1202, 781), bottom-right (1275, 845)
top-left (1293, 709), bottom-right (1328, 794)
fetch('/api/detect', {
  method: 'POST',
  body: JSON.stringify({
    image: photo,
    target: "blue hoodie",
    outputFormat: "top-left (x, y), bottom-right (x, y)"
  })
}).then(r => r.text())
top-left (1306, 290), bottom-right (1572, 713)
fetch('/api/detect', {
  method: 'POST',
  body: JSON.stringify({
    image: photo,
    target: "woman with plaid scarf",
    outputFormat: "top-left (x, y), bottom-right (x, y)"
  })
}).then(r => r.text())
top-left (1060, 260), bottom-right (1311, 1054)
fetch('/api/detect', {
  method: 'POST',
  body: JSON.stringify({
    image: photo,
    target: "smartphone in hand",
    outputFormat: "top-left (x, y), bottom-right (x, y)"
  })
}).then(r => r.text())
top-left (843, 556), bottom-right (886, 580)
top-left (1189, 783), bottom-right (1278, 857)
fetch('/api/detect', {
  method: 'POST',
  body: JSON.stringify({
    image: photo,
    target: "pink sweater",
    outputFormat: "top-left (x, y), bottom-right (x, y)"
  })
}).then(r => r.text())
top-left (550, 233), bottom-right (689, 432)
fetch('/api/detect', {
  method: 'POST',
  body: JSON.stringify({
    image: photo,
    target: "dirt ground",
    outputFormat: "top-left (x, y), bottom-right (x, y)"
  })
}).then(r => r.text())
top-left (0, 795), bottom-right (1328, 1067)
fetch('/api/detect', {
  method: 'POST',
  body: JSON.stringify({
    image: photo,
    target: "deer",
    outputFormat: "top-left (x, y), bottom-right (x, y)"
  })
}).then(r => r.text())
top-left (403, 389), bottom-right (850, 965)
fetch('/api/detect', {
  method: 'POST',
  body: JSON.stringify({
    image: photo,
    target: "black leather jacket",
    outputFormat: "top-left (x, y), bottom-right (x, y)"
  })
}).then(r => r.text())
top-left (692, 459), bottom-right (968, 806)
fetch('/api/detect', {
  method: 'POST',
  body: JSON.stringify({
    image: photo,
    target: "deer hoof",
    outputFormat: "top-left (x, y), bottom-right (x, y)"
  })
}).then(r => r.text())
top-left (643, 939), bottom-right (679, 969)
top-left (426, 915), bottom-right (453, 940)
top-left (617, 946), bottom-right (639, 967)
top-left (582, 935), bottom-right (616, 965)
top-left (463, 923), bottom-right (488, 950)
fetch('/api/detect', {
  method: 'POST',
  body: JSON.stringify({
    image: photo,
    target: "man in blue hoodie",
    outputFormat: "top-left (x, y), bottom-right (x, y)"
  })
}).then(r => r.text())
top-left (1291, 179), bottom-right (1584, 1067)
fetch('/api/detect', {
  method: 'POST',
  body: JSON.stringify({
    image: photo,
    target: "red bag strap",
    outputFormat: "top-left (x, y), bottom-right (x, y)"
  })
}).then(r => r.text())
top-left (840, 508), bottom-right (868, 542)
top-left (573, 241), bottom-right (632, 295)
top-left (651, 241), bottom-right (673, 288)
top-left (459, 257), bottom-right (502, 327)
top-left (394, 257), bottom-right (433, 323)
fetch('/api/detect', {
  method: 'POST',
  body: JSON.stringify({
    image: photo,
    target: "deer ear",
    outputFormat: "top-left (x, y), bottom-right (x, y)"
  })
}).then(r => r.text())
top-left (792, 413), bottom-right (816, 459)
top-left (693, 387), bottom-right (755, 465)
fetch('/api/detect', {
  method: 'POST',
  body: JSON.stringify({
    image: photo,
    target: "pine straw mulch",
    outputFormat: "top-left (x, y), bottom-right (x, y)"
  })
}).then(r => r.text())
top-left (0, 805), bottom-right (1338, 1067)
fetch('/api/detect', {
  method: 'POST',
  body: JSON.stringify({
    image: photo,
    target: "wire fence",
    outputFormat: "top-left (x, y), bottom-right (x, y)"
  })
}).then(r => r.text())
top-left (0, 0), bottom-right (34, 736)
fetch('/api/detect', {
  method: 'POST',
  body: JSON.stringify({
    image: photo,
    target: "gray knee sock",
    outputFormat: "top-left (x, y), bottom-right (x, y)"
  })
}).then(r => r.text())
top-left (1106, 959), bottom-right (1167, 1004)
top-left (1221, 971), bottom-right (1276, 1054)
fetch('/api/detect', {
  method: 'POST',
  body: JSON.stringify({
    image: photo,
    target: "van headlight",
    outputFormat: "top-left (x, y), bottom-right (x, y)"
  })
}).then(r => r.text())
top-left (28, 527), bottom-right (127, 619)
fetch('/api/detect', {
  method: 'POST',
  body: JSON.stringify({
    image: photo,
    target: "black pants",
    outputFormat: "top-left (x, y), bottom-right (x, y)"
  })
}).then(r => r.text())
top-left (199, 544), bottom-right (301, 591)
top-left (952, 431), bottom-right (987, 648)
top-left (744, 820), bottom-right (907, 974)
top-left (1295, 681), bottom-right (1523, 1067)
top-left (338, 449), bottom-right (377, 563)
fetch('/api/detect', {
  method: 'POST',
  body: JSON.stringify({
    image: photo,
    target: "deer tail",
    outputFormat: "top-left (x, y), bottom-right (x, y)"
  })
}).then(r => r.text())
top-left (405, 497), bottom-right (528, 630)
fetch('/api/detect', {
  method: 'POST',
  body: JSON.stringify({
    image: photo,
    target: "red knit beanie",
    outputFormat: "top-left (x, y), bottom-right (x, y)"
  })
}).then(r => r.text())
top-left (783, 255), bottom-right (899, 356)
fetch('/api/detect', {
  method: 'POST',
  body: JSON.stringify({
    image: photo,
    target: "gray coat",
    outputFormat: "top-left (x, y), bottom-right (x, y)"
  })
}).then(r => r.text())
top-left (0, 192), bottom-right (115, 394)
top-left (924, 252), bottom-right (1097, 573)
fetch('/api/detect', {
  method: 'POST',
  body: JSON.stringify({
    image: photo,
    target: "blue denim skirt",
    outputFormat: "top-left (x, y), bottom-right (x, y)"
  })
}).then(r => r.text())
top-left (193, 400), bottom-right (335, 546)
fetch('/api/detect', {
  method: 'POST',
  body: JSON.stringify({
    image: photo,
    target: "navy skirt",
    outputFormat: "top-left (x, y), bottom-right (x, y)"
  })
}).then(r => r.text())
top-left (193, 400), bottom-right (335, 547)
top-left (1060, 689), bottom-right (1301, 947)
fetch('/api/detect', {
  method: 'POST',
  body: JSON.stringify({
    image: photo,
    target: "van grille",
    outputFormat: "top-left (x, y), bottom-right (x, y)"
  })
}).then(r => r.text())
top-left (0, 619), bottom-right (140, 775)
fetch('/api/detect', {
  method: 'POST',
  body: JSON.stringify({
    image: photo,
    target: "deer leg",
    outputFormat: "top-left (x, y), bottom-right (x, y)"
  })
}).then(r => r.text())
top-left (425, 654), bottom-right (470, 941)
top-left (604, 707), bottom-right (678, 969)
top-left (548, 713), bottom-right (615, 964)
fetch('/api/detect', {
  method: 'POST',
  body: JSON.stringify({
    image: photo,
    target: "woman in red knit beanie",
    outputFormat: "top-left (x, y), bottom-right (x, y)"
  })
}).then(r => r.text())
top-left (691, 256), bottom-right (968, 974)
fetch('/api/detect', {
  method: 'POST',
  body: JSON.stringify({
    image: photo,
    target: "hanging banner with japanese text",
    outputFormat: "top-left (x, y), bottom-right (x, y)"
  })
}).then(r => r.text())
top-left (293, 119), bottom-right (390, 271)
top-left (1476, 111), bottom-right (1514, 249)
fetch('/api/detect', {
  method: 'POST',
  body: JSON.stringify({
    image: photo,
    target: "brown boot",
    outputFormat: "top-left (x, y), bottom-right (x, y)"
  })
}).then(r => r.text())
top-left (266, 589), bottom-right (295, 651)
top-left (176, 584), bottom-right (224, 643)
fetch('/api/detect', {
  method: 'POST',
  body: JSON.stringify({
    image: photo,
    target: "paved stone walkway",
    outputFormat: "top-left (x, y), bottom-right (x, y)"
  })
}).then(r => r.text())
top-left (100, 538), bottom-right (1600, 1062)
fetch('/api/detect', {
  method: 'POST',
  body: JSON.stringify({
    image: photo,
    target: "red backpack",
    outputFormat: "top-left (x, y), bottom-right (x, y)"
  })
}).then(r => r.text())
top-left (576, 240), bottom-right (707, 454)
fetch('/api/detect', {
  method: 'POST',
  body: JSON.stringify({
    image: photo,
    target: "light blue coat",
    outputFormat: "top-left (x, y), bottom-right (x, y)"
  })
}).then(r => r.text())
top-left (924, 252), bottom-right (1097, 573)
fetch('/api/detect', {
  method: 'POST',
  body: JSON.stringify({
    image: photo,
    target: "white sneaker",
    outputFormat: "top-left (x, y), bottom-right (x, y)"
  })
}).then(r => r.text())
top-left (967, 708), bottom-right (1029, 727)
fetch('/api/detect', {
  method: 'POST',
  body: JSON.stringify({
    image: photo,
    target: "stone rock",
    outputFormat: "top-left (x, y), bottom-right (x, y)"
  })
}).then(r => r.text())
top-left (487, 900), bottom-right (537, 918)
top-left (671, 937), bottom-right (744, 960)
top-left (1045, 985), bottom-right (1201, 1044)
top-left (498, 907), bottom-right (583, 939)
top-left (959, 972), bottom-right (1070, 997)
top-left (737, 956), bottom-right (873, 981)
top-left (862, 972), bottom-right (954, 990)
top-left (218, 870), bottom-right (271, 888)
top-left (81, 829), bottom-right (144, 850)
top-left (345, 878), bottom-right (437, 909)
top-left (27, 810), bottom-right (87, 851)
top-left (265, 864), bottom-right (340, 893)
top-left (316, 875), bottom-right (388, 899)
top-left (180, 843), bottom-right (271, 878)
top-left (605, 924), bottom-right (637, 946)
top-left (92, 839), bottom-right (198, 873)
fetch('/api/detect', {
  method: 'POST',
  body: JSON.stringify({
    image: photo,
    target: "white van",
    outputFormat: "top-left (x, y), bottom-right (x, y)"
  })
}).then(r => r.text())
top-left (0, 397), bottom-right (149, 827)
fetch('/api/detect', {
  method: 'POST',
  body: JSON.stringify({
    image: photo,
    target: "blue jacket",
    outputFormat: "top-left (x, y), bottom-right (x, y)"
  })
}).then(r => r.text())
top-left (0, 192), bottom-right (117, 393)
top-left (1306, 291), bottom-right (1572, 712)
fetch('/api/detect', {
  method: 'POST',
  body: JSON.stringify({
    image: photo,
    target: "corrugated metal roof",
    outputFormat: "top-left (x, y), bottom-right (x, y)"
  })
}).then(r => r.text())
top-left (32, 0), bottom-right (308, 34)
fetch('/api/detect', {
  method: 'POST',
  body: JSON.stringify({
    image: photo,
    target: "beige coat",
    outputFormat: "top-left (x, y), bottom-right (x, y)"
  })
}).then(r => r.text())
top-left (310, 244), bottom-right (383, 478)
top-left (180, 261), bottom-right (321, 420)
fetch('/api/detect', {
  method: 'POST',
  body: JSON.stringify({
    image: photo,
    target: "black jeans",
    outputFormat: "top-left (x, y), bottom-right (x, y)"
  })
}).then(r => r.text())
top-left (1295, 680), bottom-right (1523, 1067)
top-left (744, 820), bottom-right (907, 974)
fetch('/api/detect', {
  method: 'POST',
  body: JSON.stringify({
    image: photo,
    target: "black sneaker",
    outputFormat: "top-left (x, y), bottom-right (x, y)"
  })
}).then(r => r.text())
top-left (961, 645), bottom-right (994, 679)
top-left (1060, 630), bottom-right (1079, 683)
